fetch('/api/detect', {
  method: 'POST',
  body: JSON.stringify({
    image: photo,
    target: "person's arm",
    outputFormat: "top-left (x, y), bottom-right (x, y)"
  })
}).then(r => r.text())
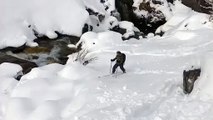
top-left (111, 56), bottom-right (117, 61)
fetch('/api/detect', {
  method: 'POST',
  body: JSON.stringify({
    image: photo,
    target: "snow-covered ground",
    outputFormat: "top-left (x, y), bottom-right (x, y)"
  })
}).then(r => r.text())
top-left (1, 1), bottom-right (213, 120)
top-left (2, 25), bottom-right (213, 120)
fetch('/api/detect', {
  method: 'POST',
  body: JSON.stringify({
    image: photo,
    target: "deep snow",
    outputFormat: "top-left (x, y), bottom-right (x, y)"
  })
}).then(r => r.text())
top-left (2, 28), bottom-right (213, 120)
top-left (1, 1), bottom-right (213, 120)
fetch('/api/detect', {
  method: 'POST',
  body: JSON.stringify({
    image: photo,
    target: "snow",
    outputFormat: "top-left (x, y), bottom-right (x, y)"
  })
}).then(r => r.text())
top-left (90, 15), bottom-right (119, 32)
top-left (194, 53), bottom-right (213, 99)
top-left (83, 0), bottom-right (106, 14)
top-left (119, 21), bottom-right (136, 39)
top-left (156, 0), bottom-right (192, 33)
top-left (0, 63), bottom-right (21, 120)
top-left (82, 0), bottom-right (119, 33)
top-left (2, 26), bottom-right (213, 120)
top-left (0, 0), bottom-right (88, 49)
top-left (1, 1), bottom-right (213, 120)
top-left (82, 0), bottom-right (116, 15)
top-left (156, 1), bottom-right (213, 36)
top-left (119, 21), bottom-right (135, 31)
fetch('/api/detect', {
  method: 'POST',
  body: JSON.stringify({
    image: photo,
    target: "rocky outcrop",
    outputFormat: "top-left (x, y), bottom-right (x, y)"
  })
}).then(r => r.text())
top-left (82, 24), bottom-right (93, 34)
top-left (183, 68), bottom-right (201, 94)
top-left (115, 0), bottom-right (134, 21)
top-left (133, 0), bottom-right (167, 34)
top-left (182, 0), bottom-right (213, 14)
top-left (115, 0), bottom-right (168, 35)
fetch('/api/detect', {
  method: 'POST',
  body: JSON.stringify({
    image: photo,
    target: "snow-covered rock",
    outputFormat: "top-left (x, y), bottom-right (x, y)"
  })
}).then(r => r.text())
top-left (183, 68), bottom-right (201, 94)
top-left (132, 0), bottom-right (172, 34)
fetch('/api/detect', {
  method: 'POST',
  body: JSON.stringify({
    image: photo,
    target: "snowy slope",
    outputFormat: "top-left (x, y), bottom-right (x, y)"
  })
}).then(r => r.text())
top-left (0, 63), bottom-right (21, 120)
top-left (0, 0), bottom-right (88, 48)
top-left (1, 1), bottom-right (213, 120)
top-left (2, 26), bottom-right (213, 120)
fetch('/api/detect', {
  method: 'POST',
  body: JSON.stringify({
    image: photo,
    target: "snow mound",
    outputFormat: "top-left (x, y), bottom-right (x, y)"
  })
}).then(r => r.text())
top-left (0, 63), bottom-right (21, 120)
top-left (0, 0), bottom-right (88, 49)
top-left (193, 53), bottom-right (213, 99)
top-left (156, 1), bottom-right (213, 35)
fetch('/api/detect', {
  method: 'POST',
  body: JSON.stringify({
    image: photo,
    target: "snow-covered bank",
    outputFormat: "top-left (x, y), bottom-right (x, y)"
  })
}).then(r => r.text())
top-left (0, 0), bottom-right (88, 48)
top-left (194, 53), bottom-right (213, 99)
top-left (0, 63), bottom-right (21, 120)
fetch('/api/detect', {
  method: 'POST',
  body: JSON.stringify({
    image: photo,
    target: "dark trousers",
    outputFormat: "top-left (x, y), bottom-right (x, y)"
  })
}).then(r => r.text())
top-left (112, 63), bottom-right (126, 74)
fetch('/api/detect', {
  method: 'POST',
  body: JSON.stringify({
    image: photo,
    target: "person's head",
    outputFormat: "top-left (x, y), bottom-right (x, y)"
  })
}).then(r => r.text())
top-left (116, 51), bottom-right (121, 55)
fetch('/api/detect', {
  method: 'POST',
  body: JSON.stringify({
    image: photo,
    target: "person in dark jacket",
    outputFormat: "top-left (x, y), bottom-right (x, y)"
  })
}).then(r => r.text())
top-left (111, 51), bottom-right (126, 74)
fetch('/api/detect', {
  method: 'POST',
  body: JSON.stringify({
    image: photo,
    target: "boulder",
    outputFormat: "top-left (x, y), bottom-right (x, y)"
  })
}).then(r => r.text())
top-left (82, 24), bottom-right (93, 34)
top-left (183, 68), bottom-right (201, 94)
top-left (111, 22), bottom-right (145, 40)
top-left (115, 0), bottom-right (134, 21)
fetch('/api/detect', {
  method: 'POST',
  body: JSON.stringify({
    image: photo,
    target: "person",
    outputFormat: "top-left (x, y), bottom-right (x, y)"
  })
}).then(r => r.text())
top-left (111, 51), bottom-right (126, 74)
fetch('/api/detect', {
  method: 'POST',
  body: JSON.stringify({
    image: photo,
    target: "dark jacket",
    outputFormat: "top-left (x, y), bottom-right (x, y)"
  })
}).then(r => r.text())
top-left (112, 53), bottom-right (126, 64)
